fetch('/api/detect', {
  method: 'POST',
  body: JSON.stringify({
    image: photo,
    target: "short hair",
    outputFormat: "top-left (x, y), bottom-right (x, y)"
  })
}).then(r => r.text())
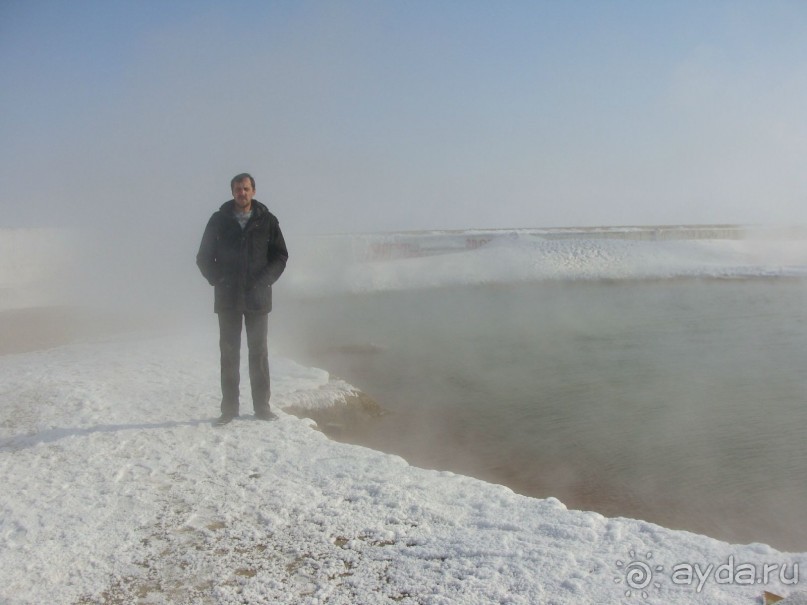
top-left (230, 173), bottom-right (255, 190)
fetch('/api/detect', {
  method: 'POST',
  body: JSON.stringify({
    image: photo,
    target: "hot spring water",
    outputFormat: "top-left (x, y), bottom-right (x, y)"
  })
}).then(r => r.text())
top-left (276, 278), bottom-right (807, 551)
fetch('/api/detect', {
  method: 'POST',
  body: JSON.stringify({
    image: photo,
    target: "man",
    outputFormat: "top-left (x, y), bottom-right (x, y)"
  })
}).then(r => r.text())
top-left (196, 173), bottom-right (288, 426)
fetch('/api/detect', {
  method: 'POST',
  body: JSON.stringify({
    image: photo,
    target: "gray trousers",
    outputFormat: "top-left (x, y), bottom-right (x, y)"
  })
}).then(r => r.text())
top-left (218, 311), bottom-right (270, 416)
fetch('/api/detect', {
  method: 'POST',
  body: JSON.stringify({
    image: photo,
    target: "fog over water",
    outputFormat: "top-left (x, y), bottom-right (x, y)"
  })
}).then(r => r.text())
top-left (2, 220), bottom-right (806, 555)
top-left (274, 277), bottom-right (807, 552)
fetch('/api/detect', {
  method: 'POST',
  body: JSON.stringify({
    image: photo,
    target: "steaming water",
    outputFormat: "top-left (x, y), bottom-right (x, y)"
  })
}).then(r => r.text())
top-left (277, 278), bottom-right (807, 551)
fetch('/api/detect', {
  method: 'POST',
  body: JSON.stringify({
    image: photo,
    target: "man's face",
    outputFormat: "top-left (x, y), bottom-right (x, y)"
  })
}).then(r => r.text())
top-left (232, 178), bottom-right (255, 211)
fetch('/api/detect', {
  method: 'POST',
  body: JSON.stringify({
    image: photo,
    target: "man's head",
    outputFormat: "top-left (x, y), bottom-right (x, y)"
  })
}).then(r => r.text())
top-left (231, 173), bottom-right (256, 212)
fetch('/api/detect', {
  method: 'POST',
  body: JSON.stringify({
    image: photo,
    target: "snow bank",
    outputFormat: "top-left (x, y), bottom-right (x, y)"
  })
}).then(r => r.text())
top-left (285, 227), bottom-right (807, 296)
top-left (0, 332), bottom-right (804, 604)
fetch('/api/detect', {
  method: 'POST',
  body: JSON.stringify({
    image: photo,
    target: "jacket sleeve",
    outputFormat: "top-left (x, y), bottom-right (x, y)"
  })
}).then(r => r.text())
top-left (196, 213), bottom-right (219, 286)
top-left (254, 218), bottom-right (288, 288)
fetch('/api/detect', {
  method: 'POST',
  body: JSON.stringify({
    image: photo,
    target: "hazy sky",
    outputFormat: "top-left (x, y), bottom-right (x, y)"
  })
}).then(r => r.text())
top-left (2, 0), bottom-right (807, 233)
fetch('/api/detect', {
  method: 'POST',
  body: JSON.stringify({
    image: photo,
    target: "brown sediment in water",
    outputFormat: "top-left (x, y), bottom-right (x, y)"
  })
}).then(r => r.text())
top-left (284, 373), bottom-right (807, 552)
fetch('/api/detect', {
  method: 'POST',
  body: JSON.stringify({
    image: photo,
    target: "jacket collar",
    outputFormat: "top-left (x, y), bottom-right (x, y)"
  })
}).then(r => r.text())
top-left (220, 199), bottom-right (267, 219)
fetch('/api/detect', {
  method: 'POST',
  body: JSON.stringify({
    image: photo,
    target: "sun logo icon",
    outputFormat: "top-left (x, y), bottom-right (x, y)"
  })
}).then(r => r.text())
top-left (614, 550), bottom-right (664, 599)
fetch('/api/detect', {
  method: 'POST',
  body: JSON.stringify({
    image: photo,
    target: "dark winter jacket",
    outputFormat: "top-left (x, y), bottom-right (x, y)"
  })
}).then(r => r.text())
top-left (196, 200), bottom-right (288, 314)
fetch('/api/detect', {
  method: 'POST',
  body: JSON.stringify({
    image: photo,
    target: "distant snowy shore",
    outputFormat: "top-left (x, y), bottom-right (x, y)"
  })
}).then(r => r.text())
top-left (1, 330), bottom-right (805, 604)
top-left (287, 225), bottom-right (807, 296)
top-left (3, 226), bottom-right (807, 311)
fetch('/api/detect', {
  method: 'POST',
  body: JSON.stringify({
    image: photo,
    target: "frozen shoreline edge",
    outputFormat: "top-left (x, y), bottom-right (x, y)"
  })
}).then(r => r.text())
top-left (1, 325), bottom-right (806, 604)
top-left (4, 225), bottom-right (807, 602)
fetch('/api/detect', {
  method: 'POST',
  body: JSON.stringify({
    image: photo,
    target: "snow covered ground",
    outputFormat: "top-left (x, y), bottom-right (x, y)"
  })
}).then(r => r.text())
top-left (1, 327), bottom-right (805, 605)
top-left (2, 227), bottom-right (807, 603)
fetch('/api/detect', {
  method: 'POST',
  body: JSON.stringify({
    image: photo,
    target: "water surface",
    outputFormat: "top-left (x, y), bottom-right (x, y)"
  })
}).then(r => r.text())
top-left (276, 279), bottom-right (807, 551)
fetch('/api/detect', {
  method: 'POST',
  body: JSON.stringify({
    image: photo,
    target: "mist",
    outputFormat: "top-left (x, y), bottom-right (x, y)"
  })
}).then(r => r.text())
top-left (3, 1), bottom-right (807, 554)
top-left (3, 2), bottom-right (807, 240)
top-left (3, 2), bottom-right (807, 316)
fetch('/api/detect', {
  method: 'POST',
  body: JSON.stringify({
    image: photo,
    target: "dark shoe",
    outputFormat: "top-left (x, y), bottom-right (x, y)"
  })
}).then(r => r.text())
top-left (214, 414), bottom-right (237, 426)
top-left (255, 410), bottom-right (278, 421)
